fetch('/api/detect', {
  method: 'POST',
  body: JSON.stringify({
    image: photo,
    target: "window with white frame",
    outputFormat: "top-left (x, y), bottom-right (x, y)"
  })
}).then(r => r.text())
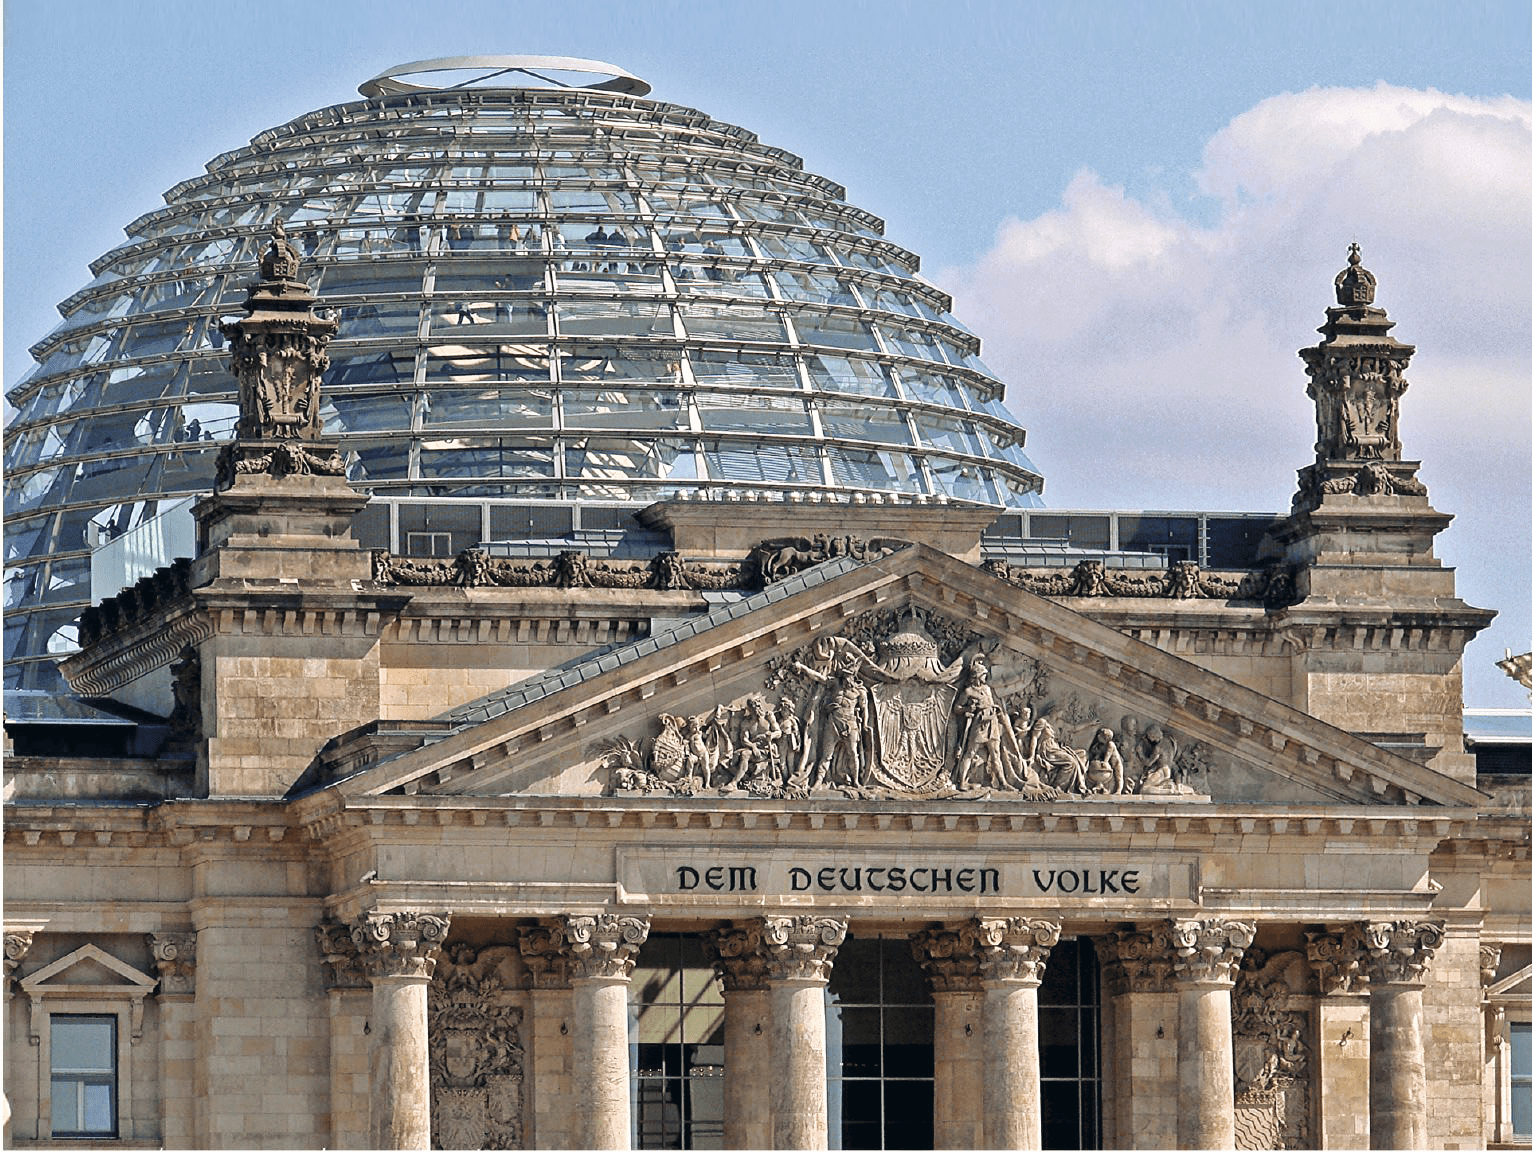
top-left (50, 1014), bottom-right (118, 1137)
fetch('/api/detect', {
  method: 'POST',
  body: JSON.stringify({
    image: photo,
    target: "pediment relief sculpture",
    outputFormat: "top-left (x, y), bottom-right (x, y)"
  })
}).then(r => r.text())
top-left (604, 606), bottom-right (1213, 801)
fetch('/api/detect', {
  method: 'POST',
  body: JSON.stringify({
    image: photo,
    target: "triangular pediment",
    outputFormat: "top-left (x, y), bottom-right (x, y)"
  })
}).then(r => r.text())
top-left (19, 943), bottom-right (158, 994)
top-left (333, 545), bottom-right (1484, 809)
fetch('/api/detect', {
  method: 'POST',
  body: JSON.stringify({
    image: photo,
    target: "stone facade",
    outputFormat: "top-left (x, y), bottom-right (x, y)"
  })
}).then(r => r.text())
top-left (5, 249), bottom-right (1527, 1152)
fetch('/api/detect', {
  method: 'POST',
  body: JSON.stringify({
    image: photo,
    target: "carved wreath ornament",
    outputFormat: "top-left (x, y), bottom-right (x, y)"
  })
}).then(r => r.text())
top-left (604, 607), bottom-right (1214, 801)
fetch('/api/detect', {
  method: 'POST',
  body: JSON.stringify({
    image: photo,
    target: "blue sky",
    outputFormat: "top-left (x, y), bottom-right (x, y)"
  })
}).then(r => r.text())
top-left (5, 0), bottom-right (1530, 704)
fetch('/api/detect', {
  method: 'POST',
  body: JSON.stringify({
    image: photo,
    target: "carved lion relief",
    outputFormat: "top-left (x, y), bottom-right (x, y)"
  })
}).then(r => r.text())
top-left (604, 606), bottom-right (1215, 801)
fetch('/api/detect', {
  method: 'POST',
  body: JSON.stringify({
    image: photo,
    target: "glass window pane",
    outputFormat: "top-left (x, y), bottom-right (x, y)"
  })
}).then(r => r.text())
top-left (696, 392), bottom-right (811, 435)
top-left (819, 401), bottom-right (912, 445)
top-left (52, 1017), bottom-right (114, 1072)
top-left (563, 389), bottom-right (688, 432)
top-left (795, 312), bottom-right (879, 352)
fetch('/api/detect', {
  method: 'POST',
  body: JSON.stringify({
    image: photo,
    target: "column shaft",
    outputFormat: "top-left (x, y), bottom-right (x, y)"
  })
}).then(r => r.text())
top-left (1177, 982), bottom-right (1236, 1149)
top-left (931, 990), bottom-right (983, 1149)
top-left (1370, 984), bottom-right (1427, 1149)
top-left (574, 976), bottom-right (635, 1149)
top-left (369, 974), bottom-right (433, 1150)
top-left (983, 980), bottom-right (1042, 1149)
top-left (722, 987), bottom-right (771, 1150)
top-left (772, 978), bottom-right (831, 1150)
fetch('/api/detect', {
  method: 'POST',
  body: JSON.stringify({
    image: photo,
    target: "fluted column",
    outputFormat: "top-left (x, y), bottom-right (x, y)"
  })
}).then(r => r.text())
top-left (1306, 925), bottom-right (1371, 1149)
top-left (1170, 918), bottom-right (1254, 1150)
top-left (762, 915), bottom-right (848, 1151)
top-left (974, 917), bottom-right (1059, 1150)
top-left (708, 924), bottom-right (773, 1150)
top-left (564, 913), bottom-right (650, 1151)
top-left (351, 910), bottom-right (451, 1151)
top-left (1099, 925), bottom-right (1179, 1149)
top-left (1363, 920), bottom-right (1443, 1150)
top-left (911, 928), bottom-right (985, 1149)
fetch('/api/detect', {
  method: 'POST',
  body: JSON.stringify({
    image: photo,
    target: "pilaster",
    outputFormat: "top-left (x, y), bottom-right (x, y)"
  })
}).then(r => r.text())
top-left (149, 932), bottom-right (198, 1148)
top-left (518, 925), bottom-right (576, 1150)
top-left (1100, 925), bottom-right (1179, 1150)
top-left (911, 927), bottom-right (985, 1150)
top-left (316, 921), bottom-right (372, 1150)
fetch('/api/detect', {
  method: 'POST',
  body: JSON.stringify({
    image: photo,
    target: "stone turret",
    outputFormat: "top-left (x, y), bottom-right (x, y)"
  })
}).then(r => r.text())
top-left (1261, 247), bottom-right (1494, 781)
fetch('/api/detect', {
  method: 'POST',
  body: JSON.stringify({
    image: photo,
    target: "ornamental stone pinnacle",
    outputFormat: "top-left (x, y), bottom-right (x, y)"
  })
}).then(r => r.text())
top-left (351, 910), bottom-right (451, 980)
top-left (1363, 919), bottom-right (1445, 986)
top-left (1305, 924), bottom-right (1370, 996)
top-left (1292, 244), bottom-right (1427, 510)
top-left (707, 923), bottom-right (770, 992)
top-left (1170, 918), bottom-right (1255, 986)
top-left (973, 917), bottom-right (1061, 985)
top-left (910, 927), bottom-right (985, 993)
top-left (562, 913), bottom-right (650, 980)
top-left (761, 915), bottom-right (848, 983)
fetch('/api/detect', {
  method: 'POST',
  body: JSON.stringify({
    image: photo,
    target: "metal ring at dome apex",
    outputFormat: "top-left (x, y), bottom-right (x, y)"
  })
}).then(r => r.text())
top-left (358, 55), bottom-right (651, 99)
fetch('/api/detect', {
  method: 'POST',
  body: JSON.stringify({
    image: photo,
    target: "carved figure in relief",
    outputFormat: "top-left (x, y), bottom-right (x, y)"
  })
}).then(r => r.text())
top-left (1119, 715), bottom-right (1144, 789)
top-left (1025, 715), bottom-right (1086, 793)
top-left (725, 695), bottom-right (783, 790)
top-left (954, 654), bottom-right (1024, 790)
top-left (794, 660), bottom-right (873, 790)
top-left (1136, 724), bottom-right (1193, 795)
top-left (1083, 727), bottom-right (1125, 794)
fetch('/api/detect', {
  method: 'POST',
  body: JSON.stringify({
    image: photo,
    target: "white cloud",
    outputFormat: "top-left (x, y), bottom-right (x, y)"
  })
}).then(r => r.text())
top-left (937, 84), bottom-right (1532, 706)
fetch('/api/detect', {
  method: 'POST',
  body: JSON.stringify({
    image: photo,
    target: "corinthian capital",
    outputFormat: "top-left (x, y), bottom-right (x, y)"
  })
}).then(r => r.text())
top-left (761, 916), bottom-right (847, 984)
top-left (1171, 918), bottom-right (1255, 987)
top-left (518, 924), bottom-right (572, 989)
top-left (1305, 925), bottom-right (1369, 996)
top-left (973, 917), bottom-right (1061, 986)
top-left (910, 927), bottom-right (984, 993)
top-left (148, 932), bottom-right (198, 996)
top-left (563, 914), bottom-right (650, 980)
top-left (707, 923), bottom-right (770, 993)
top-left (1363, 920), bottom-right (1445, 987)
top-left (315, 921), bottom-right (369, 990)
top-left (1101, 924), bottom-right (1176, 995)
top-left (351, 910), bottom-right (451, 980)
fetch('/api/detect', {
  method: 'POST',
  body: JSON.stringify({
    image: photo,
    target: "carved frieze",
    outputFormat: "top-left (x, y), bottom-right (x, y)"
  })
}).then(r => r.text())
top-left (215, 440), bottom-right (347, 487)
top-left (605, 606), bottom-right (1216, 801)
top-left (973, 917), bottom-right (1061, 985)
top-left (148, 932), bottom-right (197, 996)
top-left (372, 546), bottom-right (747, 591)
top-left (351, 911), bottom-right (451, 980)
top-left (315, 921), bottom-right (369, 991)
top-left (749, 534), bottom-right (910, 583)
top-left (1305, 925), bottom-right (1368, 996)
top-left (760, 916), bottom-right (847, 983)
top-left (430, 944), bottom-right (525, 1151)
top-left (706, 924), bottom-right (770, 993)
top-left (1171, 918), bottom-right (1255, 987)
top-left (1363, 919), bottom-right (1445, 986)
top-left (1232, 949), bottom-right (1312, 1151)
top-left (562, 914), bottom-right (650, 981)
top-left (910, 928), bottom-right (984, 994)
top-left (982, 558), bottom-right (1297, 609)
top-left (1101, 924), bottom-right (1176, 995)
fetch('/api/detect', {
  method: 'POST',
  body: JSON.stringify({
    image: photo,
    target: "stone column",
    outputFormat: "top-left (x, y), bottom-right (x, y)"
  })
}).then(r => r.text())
top-left (1362, 919), bottom-right (1444, 1150)
top-left (563, 913), bottom-right (650, 1151)
top-left (1307, 925), bottom-right (1371, 1150)
top-left (148, 933), bottom-right (198, 1150)
top-left (1170, 918), bottom-right (1254, 1150)
top-left (707, 925), bottom-right (773, 1151)
top-left (761, 915), bottom-right (847, 1151)
top-left (973, 917), bottom-right (1059, 1150)
top-left (519, 925), bottom-right (576, 1150)
top-left (316, 922), bottom-right (373, 1149)
top-left (1099, 925), bottom-right (1179, 1150)
top-left (911, 928), bottom-right (985, 1150)
top-left (352, 910), bottom-right (451, 1151)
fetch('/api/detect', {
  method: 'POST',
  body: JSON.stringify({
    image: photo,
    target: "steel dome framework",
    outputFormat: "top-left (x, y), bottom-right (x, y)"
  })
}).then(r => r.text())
top-left (4, 63), bottom-right (1043, 689)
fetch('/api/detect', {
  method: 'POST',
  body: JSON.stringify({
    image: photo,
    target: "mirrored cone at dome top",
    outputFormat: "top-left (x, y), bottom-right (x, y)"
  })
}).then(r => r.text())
top-left (2, 60), bottom-right (1042, 690)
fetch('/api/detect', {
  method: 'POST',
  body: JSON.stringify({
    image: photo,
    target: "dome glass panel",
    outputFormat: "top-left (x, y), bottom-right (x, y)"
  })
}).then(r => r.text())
top-left (3, 60), bottom-right (1043, 690)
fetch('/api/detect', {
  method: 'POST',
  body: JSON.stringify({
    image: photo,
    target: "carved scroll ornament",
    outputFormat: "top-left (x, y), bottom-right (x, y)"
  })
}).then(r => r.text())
top-left (760, 916), bottom-right (847, 983)
top-left (1171, 918), bottom-right (1255, 986)
top-left (562, 914), bottom-right (650, 981)
top-left (351, 910), bottom-right (452, 979)
top-left (1364, 919), bottom-right (1445, 986)
top-left (148, 932), bottom-right (197, 996)
top-left (973, 917), bottom-right (1061, 985)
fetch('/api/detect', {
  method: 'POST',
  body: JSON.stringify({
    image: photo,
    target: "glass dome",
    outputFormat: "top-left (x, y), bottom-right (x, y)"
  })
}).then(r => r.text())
top-left (3, 58), bottom-right (1043, 690)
